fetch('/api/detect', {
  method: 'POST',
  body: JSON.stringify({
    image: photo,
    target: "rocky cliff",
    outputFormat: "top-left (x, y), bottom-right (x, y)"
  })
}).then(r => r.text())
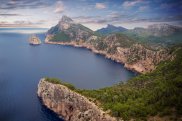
top-left (45, 16), bottom-right (172, 73)
top-left (29, 35), bottom-right (41, 45)
top-left (47, 15), bottom-right (94, 42)
top-left (37, 78), bottom-right (117, 121)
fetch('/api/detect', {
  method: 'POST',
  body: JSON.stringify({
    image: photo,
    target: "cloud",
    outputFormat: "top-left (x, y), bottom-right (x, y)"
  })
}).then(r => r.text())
top-left (73, 16), bottom-right (108, 24)
top-left (0, 0), bottom-right (51, 10)
top-left (139, 6), bottom-right (149, 11)
top-left (54, 1), bottom-right (64, 13)
top-left (72, 12), bottom-right (136, 25)
top-left (160, 3), bottom-right (178, 9)
top-left (95, 3), bottom-right (106, 9)
top-left (0, 20), bottom-right (44, 27)
top-left (0, 13), bottom-right (22, 16)
top-left (72, 12), bottom-right (182, 27)
top-left (122, 0), bottom-right (143, 8)
top-left (8, 0), bottom-right (17, 5)
top-left (123, 14), bottom-right (182, 23)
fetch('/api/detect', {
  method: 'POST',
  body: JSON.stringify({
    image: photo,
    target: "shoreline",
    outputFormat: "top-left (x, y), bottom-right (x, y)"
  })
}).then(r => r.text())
top-left (38, 78), bottom-right (118, 121)
top-left (45, 40), bottom-right (142, 74)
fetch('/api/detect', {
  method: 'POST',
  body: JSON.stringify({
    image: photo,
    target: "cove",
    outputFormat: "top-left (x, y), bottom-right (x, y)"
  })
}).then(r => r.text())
top-left (0, 30), bottom-right (136, 121)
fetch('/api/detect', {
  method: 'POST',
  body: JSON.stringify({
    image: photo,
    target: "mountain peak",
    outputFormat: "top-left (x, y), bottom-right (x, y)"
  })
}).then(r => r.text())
top-left (61, 15), bottom-right (73, 23)
top-left (96, 24), bottom-right (127, 35)
top-left (107, 24), bottom-right (115, 28)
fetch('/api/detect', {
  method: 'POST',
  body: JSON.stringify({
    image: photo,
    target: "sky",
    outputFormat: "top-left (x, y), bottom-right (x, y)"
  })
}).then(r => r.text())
top-left (0, 0), bottom-right (182, 30)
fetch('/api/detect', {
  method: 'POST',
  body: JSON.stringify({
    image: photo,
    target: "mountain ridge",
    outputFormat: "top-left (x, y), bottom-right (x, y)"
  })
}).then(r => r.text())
top-left (45, 15), bottom-right (172, 73)
top-left (96, 24), bottom-right (128, 35)
top-left (47, 15), bottom-right (94, 42)
top-left (42, 15), bottom-right (182, 121)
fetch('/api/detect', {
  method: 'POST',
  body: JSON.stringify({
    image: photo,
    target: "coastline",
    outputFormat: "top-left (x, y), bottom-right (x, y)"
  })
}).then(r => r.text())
top-left (45, 40), bottom-right (143, 74)
top-left (38, 78), bottom-right (118, 121)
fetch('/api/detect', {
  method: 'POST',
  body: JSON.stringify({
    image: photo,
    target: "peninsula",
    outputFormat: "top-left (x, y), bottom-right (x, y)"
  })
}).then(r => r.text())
top-left (38, 78), bottom-right (117, 121)
top-left (38, 47), bottom-right (182, 121)
top-left (44, 16), bottom-right (178, 73)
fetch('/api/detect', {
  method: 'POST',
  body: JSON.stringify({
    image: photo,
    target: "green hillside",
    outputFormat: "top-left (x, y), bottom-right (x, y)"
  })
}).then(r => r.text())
top-left (45, 47), bottom-right (182, 120)
top-left (77, 47), bottom-right (182, 120)
top-left (50, 31), bottom-right (71, 42)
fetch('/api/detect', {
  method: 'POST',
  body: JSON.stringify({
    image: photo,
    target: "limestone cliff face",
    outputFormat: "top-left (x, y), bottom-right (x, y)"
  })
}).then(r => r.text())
top-left (45, 35), bottom-right (171, 73)
top-left (102, 43), bottom-right (171, 73)
top-left (45, 16), bottom-right (172, 74)
top-left (29, 35), bottom-right (41, 45)
top-left (37, 79), bottom-right (116, 121)
top-left (47, 15), bottom-right (94, 42)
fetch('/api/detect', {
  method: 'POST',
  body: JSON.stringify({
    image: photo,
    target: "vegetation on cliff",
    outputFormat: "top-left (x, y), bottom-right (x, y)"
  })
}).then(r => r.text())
top-left (45, 16), bottom-right (182, 120)
top-left (45, 47), bottom-right (182, 120)
top-left (50, 31), bottom-right (71, 42)
top-left (48, 15), bottom-right (94, 43)
top-left (46, 16), bottom-right (174, 73)
top-left (45, 77), bottom-right (75, 90)
top-left (77, 47), bottom-right (182, 120)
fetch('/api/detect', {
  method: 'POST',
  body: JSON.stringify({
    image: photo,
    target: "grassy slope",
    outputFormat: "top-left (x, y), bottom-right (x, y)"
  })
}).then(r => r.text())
top-left (45, 47), bottom-right (182, 120)
top-left (50, 31), bottom-right (71, 42)
top-left (50, 24), bottom-right (94, 42)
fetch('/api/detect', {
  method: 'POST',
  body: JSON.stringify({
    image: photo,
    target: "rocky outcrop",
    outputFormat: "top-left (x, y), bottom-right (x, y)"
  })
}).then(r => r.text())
top-left (45, 35), bottom-right (171, 73)
top-left (29, 35), bottom-right (41, 45)
top-left (47, 15), bottom-right (94, 42)
top-left (37, 78), bottom-right (117, 121)
top-left (45, 16), bottom-right (172, 74)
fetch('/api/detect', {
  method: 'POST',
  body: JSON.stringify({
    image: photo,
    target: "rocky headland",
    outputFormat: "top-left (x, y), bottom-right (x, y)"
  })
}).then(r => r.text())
top-left (44, 15), bottom-right (173, 74)
top-left (37, 78), bottom-right (117, 121)
top-left (45, 35), bottom-right (171, 74)
top-left (39, 15), bottom-right (182, 121)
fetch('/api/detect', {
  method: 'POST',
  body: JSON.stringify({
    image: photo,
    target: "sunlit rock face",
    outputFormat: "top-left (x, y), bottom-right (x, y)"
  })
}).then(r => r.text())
top-left (28, 35), bottom-right (41, 45)
top-left (37, 79), bottom-right (117, 121)
top-left (47, 15), bottom-right (94, 41)
top-left (45, 16), bottom-right (172, 74)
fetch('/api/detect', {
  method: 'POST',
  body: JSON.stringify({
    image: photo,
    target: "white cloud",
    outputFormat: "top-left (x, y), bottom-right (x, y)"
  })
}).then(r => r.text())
top-left (54, 1), bottom-right (64, 13)
top-left (95, 3), bottom-right (106, 9)
top-left (9, 0), bottom-right (17, 5)
top-left (122, 0), bottom-right (143, 8)
top-left (160, 3), bottom-right (176, 9)
top-left (139, 6), bottom-right (148, 11)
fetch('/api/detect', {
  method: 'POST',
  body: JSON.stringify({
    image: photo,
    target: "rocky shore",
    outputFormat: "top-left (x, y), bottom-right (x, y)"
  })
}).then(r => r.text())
top-left (37, 78), bottom-right (117, 121)
top-left (45, 36), bottom-right (170, 74)
top-left (44, 16), bottom-right (172, 74)
top-left (45, 38), bottom-right (140, 73)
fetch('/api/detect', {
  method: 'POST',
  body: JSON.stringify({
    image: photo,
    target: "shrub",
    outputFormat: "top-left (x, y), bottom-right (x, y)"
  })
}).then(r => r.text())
top-left (45, 77), bottom-right (75, 90)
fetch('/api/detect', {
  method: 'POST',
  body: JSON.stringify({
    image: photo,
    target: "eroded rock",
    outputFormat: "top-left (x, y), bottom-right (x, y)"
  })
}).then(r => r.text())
top-left (37, 78), bottom-right (117, 121)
